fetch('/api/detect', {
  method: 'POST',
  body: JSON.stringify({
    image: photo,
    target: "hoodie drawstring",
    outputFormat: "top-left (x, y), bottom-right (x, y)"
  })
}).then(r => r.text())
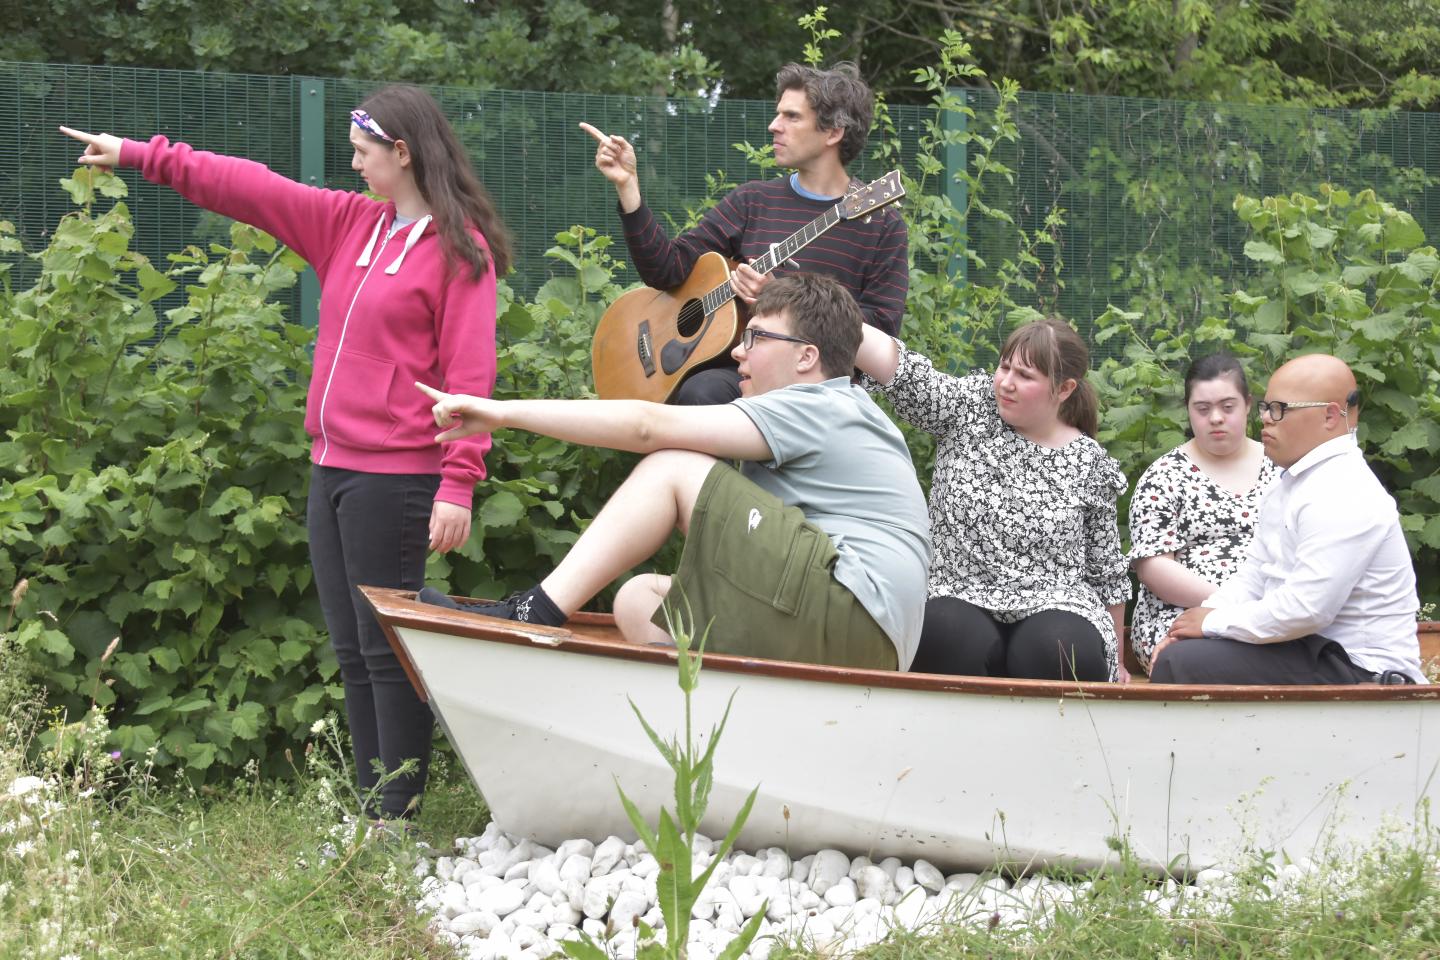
top-left (386, 215), bottom-right (433, 275)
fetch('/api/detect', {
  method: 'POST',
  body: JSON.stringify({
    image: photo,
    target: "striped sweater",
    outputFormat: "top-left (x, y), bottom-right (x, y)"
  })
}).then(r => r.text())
top-left (619, 177), bottom-right (909, 335)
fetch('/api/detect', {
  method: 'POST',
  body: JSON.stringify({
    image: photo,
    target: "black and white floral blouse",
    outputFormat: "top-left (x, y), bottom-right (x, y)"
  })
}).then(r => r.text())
top-left (871, 349), bottom-right (1132, 678)
top-left (1127, 446), bottom-right (1279, 670)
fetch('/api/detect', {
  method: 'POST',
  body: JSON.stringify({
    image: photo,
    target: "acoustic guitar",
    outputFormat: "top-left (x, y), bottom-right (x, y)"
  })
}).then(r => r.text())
top-left (591, 170), bottom-right (905, 402)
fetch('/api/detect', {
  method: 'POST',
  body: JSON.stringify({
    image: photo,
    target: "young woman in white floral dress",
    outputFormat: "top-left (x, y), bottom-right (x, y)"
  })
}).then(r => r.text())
top-left (856, 320), bottom-right (1131, 681)
top-left (1128, 352), bottom-right (1279, 673)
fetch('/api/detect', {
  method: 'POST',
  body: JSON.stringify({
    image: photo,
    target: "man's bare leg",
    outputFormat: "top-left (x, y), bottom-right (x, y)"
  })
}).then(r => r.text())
top-left (538, 449), bottom-right (714, 616)
top-left (614, 574), bottom-right (674, 646)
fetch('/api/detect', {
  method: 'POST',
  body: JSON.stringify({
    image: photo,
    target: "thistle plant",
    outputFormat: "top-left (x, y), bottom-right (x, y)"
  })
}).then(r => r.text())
top-left (564, 611), bottom-right (765, 960)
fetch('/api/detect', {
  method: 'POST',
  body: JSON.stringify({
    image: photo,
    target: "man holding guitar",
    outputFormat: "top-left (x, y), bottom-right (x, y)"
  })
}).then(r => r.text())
top-left (580, 62), bottom-right (909, 405)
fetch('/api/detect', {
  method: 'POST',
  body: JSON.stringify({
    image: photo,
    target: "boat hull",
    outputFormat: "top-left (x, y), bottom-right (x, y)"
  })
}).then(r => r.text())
top-left (363, 588), bottom-right (1440, 873)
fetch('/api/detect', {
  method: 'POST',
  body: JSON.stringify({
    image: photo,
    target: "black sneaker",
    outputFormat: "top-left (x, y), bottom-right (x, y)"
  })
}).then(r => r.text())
top-left (467, 593), bottom-right (540, 623)
top-left (416, 586), bottom-right (462, 610)
top-left (419, 585), bottom-right (566, 627)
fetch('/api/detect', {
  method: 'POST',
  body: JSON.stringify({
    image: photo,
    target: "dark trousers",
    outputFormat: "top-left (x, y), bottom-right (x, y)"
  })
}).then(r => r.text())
top-left (1149, 634), bottom-right (1377, 685)
top-left (308, 466), bottom-right (438, 819)
top-left (675, 365), bottom-right (742, 405)
top-left (912, 596), bottom-right (1109, 681)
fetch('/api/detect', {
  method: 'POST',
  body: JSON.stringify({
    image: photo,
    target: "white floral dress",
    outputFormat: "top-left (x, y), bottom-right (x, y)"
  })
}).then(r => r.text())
top-left (1127, 446), bottom-right (1279, 670)
top-left (870, 350), bottom-right (1132, 678)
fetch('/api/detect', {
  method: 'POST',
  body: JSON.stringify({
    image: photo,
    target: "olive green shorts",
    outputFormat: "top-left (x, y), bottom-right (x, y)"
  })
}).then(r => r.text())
top-left (652, 463), bottom-right (898, 671)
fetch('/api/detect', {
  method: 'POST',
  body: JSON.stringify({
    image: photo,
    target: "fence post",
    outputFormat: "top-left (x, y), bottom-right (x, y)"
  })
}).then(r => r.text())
top-left (943, 87), bottom-right (968, 286)
top-left (297, 77), bottom-right (326, 329)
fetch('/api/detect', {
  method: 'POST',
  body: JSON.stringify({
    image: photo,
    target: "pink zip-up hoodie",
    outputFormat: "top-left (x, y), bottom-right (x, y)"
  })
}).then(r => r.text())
top-left (120, 135), bottom-right (495, 510)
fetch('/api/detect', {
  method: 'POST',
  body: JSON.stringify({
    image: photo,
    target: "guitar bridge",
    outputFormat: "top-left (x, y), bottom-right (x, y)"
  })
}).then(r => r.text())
top-left (636, 320), bottom-right (656, 378)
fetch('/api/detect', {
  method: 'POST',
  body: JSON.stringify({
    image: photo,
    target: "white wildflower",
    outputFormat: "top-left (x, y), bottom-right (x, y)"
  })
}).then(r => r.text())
top-left (310, 718), bottom-right (328, 734)
top-left (65, 849), bottom-right (80, 862)
top-left (11, 839), bottom-right (35, 858)
top-left (7, 776), bottom-right (46, 798)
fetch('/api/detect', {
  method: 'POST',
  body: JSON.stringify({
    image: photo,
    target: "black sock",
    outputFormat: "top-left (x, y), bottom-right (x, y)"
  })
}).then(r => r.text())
top-left (511, 584), bottom-right (567, 627)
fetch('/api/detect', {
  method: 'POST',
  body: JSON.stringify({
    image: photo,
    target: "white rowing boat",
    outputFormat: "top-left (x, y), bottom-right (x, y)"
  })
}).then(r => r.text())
top-left (362, 586), bottom-right (1440, 873)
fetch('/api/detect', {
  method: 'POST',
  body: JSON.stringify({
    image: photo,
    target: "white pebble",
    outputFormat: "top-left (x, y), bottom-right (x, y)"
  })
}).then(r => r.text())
top-left (510, 907), bottom-right (548, 931)
top-left (760, 850), bottom-right (791, 879)
top-left (555, 838), bottom-right (595, 862)
top-left (609, 889), bottom-right (651, 929)
top-left (530, 858), bottom-right (562, 896)
top-left (914, 859), bottom-right (944, 893)
top-left (582, 876), bottom-right (618, 919)
top-left (807, 850), bottom-right (850, 896)
top-left (854, 865), bottom-right (894, 903)
top-left (478, 883), bottom-right (527, 917)
top-left (895, 865), bottom-right (916, 892)
top-left (728, 875), bottom-right (765, 917)
top-left (450, 910), bottom-right (500, 936)
top-left (731, 853), bottom-right (758, 876)
top-left (591, 837), bottom-right (625, 876)
top-left (823, 877), bottom-right (857, 907)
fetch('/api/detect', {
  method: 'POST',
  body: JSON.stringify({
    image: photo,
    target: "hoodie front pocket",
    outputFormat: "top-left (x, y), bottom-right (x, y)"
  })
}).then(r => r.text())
top-left (319, 348), bottom-right (400, 451)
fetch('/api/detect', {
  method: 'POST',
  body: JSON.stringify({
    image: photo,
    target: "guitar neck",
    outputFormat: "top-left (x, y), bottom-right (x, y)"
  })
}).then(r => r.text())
top-left (701, 203), bottom-right (844, 315)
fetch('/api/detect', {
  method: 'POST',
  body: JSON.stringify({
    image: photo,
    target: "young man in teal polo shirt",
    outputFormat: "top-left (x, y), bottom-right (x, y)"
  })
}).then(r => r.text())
top-left (417, 274), bottom-right (930, 671)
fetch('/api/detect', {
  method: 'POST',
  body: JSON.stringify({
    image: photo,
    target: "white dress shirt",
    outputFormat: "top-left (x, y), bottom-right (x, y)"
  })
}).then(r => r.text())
top-left (1202, 434), bottom-right (1423, 680)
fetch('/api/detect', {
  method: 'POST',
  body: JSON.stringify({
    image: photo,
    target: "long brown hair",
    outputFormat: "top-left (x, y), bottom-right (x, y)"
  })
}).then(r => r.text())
top-left (357, 85), bottom-right (513, 280)
top-left (999, 319), bottom-right (1099, 437)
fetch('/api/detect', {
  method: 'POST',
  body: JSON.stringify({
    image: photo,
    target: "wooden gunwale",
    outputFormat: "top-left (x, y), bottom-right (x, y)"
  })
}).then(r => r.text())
top-left (362, 586), bottom-right (1440, 705)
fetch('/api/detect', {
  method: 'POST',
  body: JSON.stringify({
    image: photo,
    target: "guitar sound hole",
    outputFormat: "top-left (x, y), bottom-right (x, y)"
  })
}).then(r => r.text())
top-left (675, 299), bottom-right (706, 338)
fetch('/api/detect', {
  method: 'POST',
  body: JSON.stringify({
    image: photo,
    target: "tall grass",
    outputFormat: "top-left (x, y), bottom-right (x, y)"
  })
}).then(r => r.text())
top-left (0, 655), bottom-right (489, 959)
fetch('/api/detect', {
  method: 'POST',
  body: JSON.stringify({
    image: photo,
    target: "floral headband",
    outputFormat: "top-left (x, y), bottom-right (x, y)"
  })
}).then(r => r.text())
top-left (350, 108), bottom-right (394, 143)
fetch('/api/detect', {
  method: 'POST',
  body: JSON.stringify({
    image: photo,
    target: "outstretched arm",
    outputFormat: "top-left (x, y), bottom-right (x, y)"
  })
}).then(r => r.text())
top-left (416, 383), bottom-right (773, 462)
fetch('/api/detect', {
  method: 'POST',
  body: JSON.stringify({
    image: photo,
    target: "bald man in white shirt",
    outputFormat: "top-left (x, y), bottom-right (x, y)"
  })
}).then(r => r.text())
top-left (1150, 353), bottom-right (1423, 685)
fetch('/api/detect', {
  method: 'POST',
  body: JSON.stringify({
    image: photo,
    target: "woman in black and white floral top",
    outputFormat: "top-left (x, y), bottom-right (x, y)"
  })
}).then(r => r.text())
top-left (857, 320), bottom-right (1131, 681)
top-left (1128, 352), bottom-right (1278, 672)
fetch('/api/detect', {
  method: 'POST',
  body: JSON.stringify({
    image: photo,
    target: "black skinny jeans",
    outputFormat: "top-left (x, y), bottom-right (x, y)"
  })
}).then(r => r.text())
top-left (911, 596), bottom-right (1109, 680)
top-left (308, 466), bottom-right (438, 819)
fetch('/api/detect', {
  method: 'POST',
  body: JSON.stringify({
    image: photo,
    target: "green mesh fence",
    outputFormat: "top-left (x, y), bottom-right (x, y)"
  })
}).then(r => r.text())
top-left (3, 60), bottom-right (1439, 362)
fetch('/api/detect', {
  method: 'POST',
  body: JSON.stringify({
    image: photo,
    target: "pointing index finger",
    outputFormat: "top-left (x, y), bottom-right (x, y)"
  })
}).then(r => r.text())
top-left (415, 381), bottom-right (447, 402)
top-left (578, 122), bottom-right (609, 145)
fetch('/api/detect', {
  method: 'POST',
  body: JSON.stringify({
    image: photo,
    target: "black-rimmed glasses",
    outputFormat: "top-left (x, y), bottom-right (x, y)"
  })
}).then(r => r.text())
top-left (1254, 399), bottom-right (1331, 421)
top-left (741, 327), bottom-right (814, 350)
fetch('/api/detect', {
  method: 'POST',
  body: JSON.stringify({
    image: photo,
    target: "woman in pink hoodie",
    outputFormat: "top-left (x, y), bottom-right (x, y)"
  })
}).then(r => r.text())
top-left (63, 85), bottom-right (510, 824)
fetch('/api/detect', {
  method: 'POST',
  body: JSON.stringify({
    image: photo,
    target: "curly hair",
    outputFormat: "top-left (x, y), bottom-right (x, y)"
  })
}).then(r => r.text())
top-left (774, 62), bottom-right (875, 167)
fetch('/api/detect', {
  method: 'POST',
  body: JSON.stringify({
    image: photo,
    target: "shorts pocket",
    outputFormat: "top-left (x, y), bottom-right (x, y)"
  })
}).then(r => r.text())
top-left (709, 495), bottom-right (825, 617)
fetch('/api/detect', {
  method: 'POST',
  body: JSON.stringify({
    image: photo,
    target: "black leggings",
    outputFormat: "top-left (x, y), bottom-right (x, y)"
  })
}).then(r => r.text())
top-left (911, 596), bottom-right (1109, 680)
top-left (308, 466), bottom-right (438, 819)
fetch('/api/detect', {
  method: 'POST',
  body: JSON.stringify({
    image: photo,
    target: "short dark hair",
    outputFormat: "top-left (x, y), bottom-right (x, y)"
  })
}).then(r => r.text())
top-left (774, 62), bottom-right (874, 167)
top-left (1181, 351), bottom-right (1250, 438)
top-left (1000, 319), bottom-right (1099, 438)
top-left (752, 273), bottom-right (862, 378)
top-left (1183, 351), bottom-right (1250, 405)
